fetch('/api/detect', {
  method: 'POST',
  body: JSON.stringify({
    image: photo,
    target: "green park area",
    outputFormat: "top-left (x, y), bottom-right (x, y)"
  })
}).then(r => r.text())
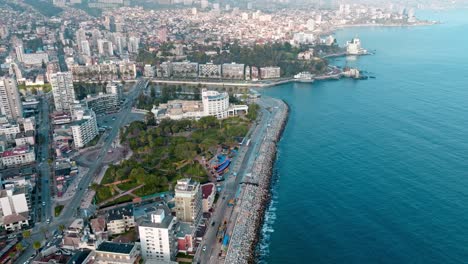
top-left (92, 107), bottom-right (258, 206)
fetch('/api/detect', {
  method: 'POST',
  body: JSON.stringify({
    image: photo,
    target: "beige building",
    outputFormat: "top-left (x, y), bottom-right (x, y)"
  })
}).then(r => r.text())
top-left (105, 205), bottom-right (135, 235)
top-left (174, 178), bottom-right (202, 225)
top-left (94, 242), bottom-right (139, 264)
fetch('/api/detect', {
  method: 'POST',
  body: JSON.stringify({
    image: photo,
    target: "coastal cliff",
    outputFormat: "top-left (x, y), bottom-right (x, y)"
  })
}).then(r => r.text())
top-left (225, 98), bottom-right (289, 264)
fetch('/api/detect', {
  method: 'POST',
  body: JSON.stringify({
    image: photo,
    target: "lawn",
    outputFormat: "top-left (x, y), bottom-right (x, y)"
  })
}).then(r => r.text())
top-left (117, 181), bottom-right (140, 191)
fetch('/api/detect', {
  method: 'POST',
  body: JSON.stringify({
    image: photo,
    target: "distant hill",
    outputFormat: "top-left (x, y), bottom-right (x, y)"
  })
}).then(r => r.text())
top-left (23, 0), bottom-right (63, 17)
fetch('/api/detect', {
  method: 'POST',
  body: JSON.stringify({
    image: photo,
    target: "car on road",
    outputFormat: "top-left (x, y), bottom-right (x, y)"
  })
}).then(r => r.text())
top-left (42, 202), bottom-right (46, 206)
top-left (202, 245), bottom-right (207, 252)
top-left (211, 221), bottom-right (215, 226)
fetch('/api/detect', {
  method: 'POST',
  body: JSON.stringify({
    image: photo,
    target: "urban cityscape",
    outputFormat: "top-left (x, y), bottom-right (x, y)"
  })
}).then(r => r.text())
top-left (0, 0), bottom-right (466, 264)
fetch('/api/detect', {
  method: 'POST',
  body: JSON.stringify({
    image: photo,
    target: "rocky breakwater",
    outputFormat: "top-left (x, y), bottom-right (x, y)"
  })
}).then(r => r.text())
top-left (225, 98), bottom-right (289, 264)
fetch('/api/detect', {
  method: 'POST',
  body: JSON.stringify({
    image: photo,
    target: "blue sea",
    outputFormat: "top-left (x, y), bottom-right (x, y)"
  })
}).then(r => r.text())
top-left (259, 9), bottom-right (468, 264)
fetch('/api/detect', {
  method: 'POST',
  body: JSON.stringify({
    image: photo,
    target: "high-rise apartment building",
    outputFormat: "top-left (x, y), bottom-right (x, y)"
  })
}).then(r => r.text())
top-left (0, 77), bottom-right (23, 121)
top-left (138, 205), bottom-right (178, 262)
top-left (174, 178), bottom-right (202, 225)
top-left (70, 104), bottom-right (98, 148)
top-left (51, 72), bottom-right (76, 112)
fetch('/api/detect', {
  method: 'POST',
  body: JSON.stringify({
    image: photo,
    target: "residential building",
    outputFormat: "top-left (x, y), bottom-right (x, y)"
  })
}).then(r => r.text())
top-left (15, 130), bottom-right (35, 146)
top-left (144, 64), bottom-right (155, 78)
top-left (70, 106), bottom-right (98, 148)
top-left (85, 93), bottom-right (119, 115)
top-left (97, 39), bottom-right (114, 57)
top-left (119, 62), bottom-right (137, 80)
top-left (198, 63), bottom-right (221, 79)
top-left (0, 187), bottom-right (29, 231)
top-left (1, 145), bottom-right (35, 167)
top-left (0, 122), bottom-right (20, 140)
top-left (222, 63), bottom-right (245, 79)
top-left (0, 77), bottom-right (23, 121)
top-left (95, 242), bottom-right (139, 264)
top-left (51, 72), bottom-right (76, 112)
top-left (174, 178), bottom-right (202, 225)
top-left (201, 183), bottom-right (216, 213)
top-left (260, 67), bottom-right (281, 79)
top-left (106, 82), bottom-right (122, 101)
top-left (172, 61), bottom-right (198, 78)
top-left (105, 205), bottom-right (135, 235)
top-left (138, 205), bottom-right (178, 262)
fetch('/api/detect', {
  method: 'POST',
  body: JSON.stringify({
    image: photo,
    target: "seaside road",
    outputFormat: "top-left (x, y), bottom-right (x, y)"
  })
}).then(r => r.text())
top-left (196, 96), bottom-right (279, 264)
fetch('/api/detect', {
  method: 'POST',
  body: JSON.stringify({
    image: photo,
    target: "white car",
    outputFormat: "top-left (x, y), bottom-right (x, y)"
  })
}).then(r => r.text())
top-left (202, 245), bottom-right (207, 252)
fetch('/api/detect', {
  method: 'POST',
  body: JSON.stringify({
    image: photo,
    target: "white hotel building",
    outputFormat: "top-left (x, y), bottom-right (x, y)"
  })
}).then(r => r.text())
top-left (152, 89), bottom-right (248, 121)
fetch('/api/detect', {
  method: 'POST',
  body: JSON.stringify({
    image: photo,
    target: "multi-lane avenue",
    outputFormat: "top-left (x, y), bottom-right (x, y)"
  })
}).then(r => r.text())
top-left (15, 79), bottom-right (147, 264)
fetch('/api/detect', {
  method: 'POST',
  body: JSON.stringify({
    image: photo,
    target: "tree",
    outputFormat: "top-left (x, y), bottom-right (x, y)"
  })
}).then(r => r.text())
top-left (33, 241), bottom-right (41, 252)
top-left (16, 243), bottom-right (24, 252)
top-left (22, 230), bottom-right (31, 240)
top-left (145, 112), bottom-right (156, 126)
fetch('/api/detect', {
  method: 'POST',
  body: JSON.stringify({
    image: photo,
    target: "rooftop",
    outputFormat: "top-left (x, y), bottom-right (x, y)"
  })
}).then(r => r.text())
top-left (96, 242), bottom-right (135, 254)
top-left (107, 204), bottom-right (134, 221)
top-left (201, 183), bottom-right (215, 199)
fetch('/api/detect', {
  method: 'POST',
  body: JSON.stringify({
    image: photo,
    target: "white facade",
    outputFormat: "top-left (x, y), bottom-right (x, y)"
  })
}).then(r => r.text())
top-left (138, 207), bottom-right (178, 262)
top-left (174, 178), bottom-right (202, 224)
top-left (222, 63), bottom-right (245, 80)
top-left (0, 77), bottom-right (23, 121)
top-left (202, 89), bottom-right (230, 119)
top-left (259, 67), bottom-right (281, 79)
top-left (346, 38), bottom-right (367, 55)
top-left (71, 107), bottom-right (98, 148)
top-left (98, 39), bottom-right (114, 56)
top-left (0, 123), bottom-right (20, 140)
top-left (199, 63), bottom-right (222, 79)
top-left (51, 72), bottom-right (76, 112)
top-left (1, 146), bottom-right (35, 167)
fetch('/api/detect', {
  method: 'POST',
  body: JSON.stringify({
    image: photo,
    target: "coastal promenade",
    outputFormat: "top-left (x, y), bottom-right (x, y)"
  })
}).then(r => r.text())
top-left (224, 98), bottom-right (289, 264)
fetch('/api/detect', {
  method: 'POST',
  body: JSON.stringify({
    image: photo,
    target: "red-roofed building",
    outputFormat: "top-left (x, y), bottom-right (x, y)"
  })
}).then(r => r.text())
top-left (1, 145), bottom-right (35, 167)
top-left (201, 183), bottom-right (216, 213)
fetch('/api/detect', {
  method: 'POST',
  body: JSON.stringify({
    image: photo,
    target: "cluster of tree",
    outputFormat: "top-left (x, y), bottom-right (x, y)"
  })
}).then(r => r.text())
top-left (247, 104), bottom-right (260, 121)
top-left (188, 41), bottom-right (330, 76)
top-left (136, 84), bottom-right (201, 110)
top-left (97, 116), bottom-right (251, 200)
top-left (136, 48), bottom-right (159, 65)
top-left (73, 82), bottom-right (107, 100)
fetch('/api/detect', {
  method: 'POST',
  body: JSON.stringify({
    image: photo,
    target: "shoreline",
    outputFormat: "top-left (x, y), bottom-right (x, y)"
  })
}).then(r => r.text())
top-left (224, 98), bottom-right (289, 264)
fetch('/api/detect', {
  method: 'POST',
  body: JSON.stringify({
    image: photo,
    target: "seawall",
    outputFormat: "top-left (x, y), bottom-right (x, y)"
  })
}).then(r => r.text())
top-left (225, 98), bottom-right (289, 264)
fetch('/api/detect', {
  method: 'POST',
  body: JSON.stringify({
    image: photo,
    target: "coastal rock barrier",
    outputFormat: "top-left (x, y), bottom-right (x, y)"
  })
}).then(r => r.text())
top-left (225, 98), bottom-right (289, 264)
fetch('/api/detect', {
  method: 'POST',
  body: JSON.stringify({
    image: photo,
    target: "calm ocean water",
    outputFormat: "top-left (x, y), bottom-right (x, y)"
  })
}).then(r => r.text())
top-left (259, 9), bottom-right (468, 264)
